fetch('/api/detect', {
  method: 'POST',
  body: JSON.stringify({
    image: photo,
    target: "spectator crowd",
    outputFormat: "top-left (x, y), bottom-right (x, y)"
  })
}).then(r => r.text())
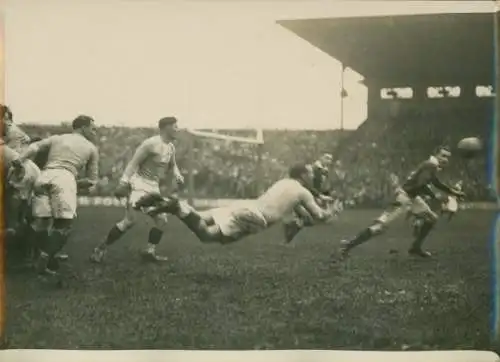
top-left (21, 103), bottom-right (493, 206)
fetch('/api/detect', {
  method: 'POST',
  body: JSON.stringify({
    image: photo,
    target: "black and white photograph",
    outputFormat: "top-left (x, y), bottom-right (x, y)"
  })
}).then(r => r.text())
top-left (2, 0), bottom-right (499, 356)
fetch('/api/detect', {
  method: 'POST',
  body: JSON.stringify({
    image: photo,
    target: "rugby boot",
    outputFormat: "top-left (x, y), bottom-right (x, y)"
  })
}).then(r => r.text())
top-left (35, 252), bottom-right (58, 276)
top-left (140, 248), bottom-right (169, 262)
top-left (408, 248), bottom-right (432, 258)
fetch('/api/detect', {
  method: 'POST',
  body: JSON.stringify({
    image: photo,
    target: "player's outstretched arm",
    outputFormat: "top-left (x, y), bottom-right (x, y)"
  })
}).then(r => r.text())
top-left (114, 140), bottom-right (151, 197)
top-left (16, 136), bottom-right (54, 164)
top-left (431, 176), bottom-right (465, 198)
top-left (300, 189), bottom-right (333, 223)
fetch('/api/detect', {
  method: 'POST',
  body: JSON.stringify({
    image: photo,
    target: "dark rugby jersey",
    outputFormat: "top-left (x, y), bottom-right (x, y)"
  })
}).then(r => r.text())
top-left (312, 160), bottom-right (329, 193)
top-left (402, 156), bottom-right (455, 198)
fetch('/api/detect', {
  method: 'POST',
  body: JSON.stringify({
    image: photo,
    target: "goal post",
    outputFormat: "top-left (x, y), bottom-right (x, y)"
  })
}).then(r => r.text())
top-left (184, 128), bottom-right (265, 205)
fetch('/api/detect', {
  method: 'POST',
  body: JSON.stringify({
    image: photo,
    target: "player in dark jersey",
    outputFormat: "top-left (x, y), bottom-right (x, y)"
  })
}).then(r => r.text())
top-left (339, 147), bottom-right (465, 259)
top-left (405, 180), bottom-right (463, 254)
top-left (283, 153), bottom-right (336, 242)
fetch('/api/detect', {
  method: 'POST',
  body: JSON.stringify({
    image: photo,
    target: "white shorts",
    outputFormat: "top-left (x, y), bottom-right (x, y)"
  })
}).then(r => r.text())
top-left (211, 203), bottom-right (268, 241)
top-left (442, 195), bottom-right (459, 213)
top-left (127, 174), bottom-right (168, 222)
top-left (128, 174), bottom-right (161, 206)
top-left (377, 189), bottom-right (433, 225)
top-left (8, 159), bottom-right (40, 200)
top-left (32, 168), bottom-right (77, 219)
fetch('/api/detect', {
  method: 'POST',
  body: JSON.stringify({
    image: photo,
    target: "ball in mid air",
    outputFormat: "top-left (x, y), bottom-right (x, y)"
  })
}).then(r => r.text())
top-left (457, 137), bottom-right (483, 158)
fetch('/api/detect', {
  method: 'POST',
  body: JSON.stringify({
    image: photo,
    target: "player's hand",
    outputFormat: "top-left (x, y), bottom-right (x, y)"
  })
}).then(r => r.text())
top-left (114, 180), bottom-right (132, 198)
top-left (318, 194), bottom-right (334, 203)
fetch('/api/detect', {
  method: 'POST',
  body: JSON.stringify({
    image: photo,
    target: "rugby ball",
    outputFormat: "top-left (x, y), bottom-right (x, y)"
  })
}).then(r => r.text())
top-left (457, 137), bottom-right (483, 158)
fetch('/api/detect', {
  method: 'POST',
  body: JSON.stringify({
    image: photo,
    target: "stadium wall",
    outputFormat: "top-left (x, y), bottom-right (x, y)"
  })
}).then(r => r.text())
top-left (77, 197), bottom-right (498, 210)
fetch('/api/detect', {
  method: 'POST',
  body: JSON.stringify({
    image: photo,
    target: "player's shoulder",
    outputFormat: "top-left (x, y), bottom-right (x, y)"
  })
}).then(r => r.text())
top-left (45, 133), bottom-right (62, 142)
top-left (284, 178), bottom-right (311, 195)
top-left (142, 135), bottom-right (161, 147)
top-left (89, 141), bottom-right (99, 153)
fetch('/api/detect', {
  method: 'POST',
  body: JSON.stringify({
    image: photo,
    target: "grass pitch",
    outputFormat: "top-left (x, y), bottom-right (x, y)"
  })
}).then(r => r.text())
top-left (5, 208), bottom-right (494, 350)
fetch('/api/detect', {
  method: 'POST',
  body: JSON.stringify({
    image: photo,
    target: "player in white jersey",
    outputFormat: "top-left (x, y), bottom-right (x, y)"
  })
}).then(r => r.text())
top-left (338, 147), bottom-right (465, 259)
top-left (11, 115), bottom-right (99, 275)
top-left (90, 117), bottom-right (184, 263)
top-left (142, 164), bottom-right (334, 244)
top-left (283, 153), bottom-right (336, 243)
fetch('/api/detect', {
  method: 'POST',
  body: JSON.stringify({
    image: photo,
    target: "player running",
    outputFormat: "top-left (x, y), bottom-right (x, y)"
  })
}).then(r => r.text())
top-left (283, 153), bottom-right (337, 243)
top-left (139, 164), bottom-right (334, 244)
top-left (90, 117), bottom-right (184, 263)
top-left (405, 180), bottom-right (463, 255)
top-left (11, 115), bottom-right (99, 275)
top-left (338, 147), bottom-right (465, 259)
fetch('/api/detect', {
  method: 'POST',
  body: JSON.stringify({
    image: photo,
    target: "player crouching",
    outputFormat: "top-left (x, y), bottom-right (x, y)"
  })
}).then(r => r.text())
top-left (141, 164), bottom-right (335, 245)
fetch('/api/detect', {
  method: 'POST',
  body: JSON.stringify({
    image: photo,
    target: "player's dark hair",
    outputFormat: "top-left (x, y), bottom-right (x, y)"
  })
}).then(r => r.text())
top-left (72, 115), bottom-right (95, 130)
top-left (289, 163), bottom-right (309, 180)
top-left (158, 117), bottom-right (178, 129)
top-left (435, 145), bottom-right (451, 155)
top-left (1, 104), bottom-right (13, 121)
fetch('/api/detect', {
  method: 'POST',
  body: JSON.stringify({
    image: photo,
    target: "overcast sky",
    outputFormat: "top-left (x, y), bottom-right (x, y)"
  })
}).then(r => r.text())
top-left (2, 0), bottom-right (494, 130)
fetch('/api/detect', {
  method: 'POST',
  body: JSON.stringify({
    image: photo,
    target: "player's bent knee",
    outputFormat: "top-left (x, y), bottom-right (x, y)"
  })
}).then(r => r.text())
top-left (152, 214), bottom-right (169, 231)
top-left (117, 218), bottom-right (135, 231)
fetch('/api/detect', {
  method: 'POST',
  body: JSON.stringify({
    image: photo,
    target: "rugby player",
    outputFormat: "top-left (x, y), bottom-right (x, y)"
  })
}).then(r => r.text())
top-left (2, 105), bottom-right (37, 235)
top-left (90, 117), bottom-right (184, 263)
top-left (405, 180), bottom-right (463, 254)
top-left (3, 142), bottom-right (38, 230)
top-left (11, 115), bottom-right (99, 275)
top-left (283, 153), bottom-right (335, 243)
top-left (339, 147), bottom-right (465, 259)
top-left (142, 164), bottom-right (334, 244)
